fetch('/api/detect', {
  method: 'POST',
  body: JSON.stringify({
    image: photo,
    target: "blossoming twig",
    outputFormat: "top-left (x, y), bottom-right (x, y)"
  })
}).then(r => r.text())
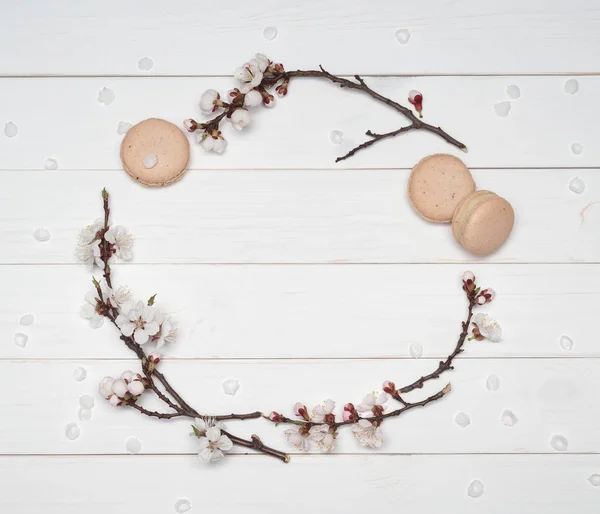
top-left (184, 55), bottom-right (467, 162)
top-left (80, 192), bottom-right (500, 464)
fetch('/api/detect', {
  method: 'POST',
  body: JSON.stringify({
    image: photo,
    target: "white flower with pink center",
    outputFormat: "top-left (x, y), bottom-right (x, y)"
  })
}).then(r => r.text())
top-left (356, 391), bottom-right (388, 416)
top-left (115, 300), bottom-right (160, 344)
top-left (234, 59), bottom-right (263, 93)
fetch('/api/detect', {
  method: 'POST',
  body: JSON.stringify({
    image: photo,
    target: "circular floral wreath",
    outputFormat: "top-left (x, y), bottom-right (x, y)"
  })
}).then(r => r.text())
top-left (78, 55), bottom-right (500, 465)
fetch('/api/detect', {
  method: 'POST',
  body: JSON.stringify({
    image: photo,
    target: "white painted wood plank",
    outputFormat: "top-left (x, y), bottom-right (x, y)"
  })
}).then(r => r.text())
top-left (1, 359), bottom-right (598, 454)
top-left (1, 1), bottom-right (599, 75)
top-left (0, 76), bottom-right (598, 170)
top-left (1, 169), bottom-right (598, 263)
top-left (2, 455), bottom-right (599, 514)
top-left (1, 264), bottom-right (597, 359)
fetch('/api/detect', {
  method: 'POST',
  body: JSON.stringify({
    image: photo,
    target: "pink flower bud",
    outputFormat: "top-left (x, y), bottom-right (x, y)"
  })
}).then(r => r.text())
top-left (108, 394), bottom-right (121, 407)
top-left (408, 89), bottom-right (423, 118)
top-left (344, 403), bottom-right (355, 412)
top-left (342, 410), bottom-right (353, 422)
top-left (477, 295), bottom-right (487, 305)
top-left (120, 370), bottom-right (134, 383)
top-left (294, 402), bottom-right (309, 420)
top-left (111, 378), bottom-right (128, 398)
top-left (183, 118), bottom-right (198, 132)
top-left (149, 352), bottom-right (161, 364)
top-left (482, 288), bottom-right (495, 301)
top-left (269, 411), bottom-right (284, 422)
top-left (462, 271), bottom-right (475, 283)
top-left (382, 380), bottom-right (396, 395)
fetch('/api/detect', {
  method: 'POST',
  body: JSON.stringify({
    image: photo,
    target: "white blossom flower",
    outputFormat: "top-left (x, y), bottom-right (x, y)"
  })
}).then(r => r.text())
top-left (192, 417), bottom-right (222, 437)
top-left (76, 219), bottom-right (103, 268)
top-left (284, 427), bottom-right (311, 452)
top-left (199, 89), bottom-right (220, 113)
top-left (98, 376), bottom-right (115, 398)
top-left (199, 132), bottom-right (227, 153)
top-left (127, 380), bottom-right (145, 396)
top-left (102, 283), bottom-right (130, 308)
top-left (309, 424), bottom-right (337, 452)
top-left (311, 399), bottom-right (335, 423)
top-left (153, 311), bottom-right (178, 349)
top-left (356, 392), bottom-right (388, 416)
top-left (472, 313), bottom-right (502, 342)
top-left (80, 289), bottom-right (104, 328)
top-left (234, 59), bottom-right (263, 93)
top-left (230, 109), bottom-right (250, 130)
top-left (197, 427), bottom-right (233, 463)
top-left (111, 378), bottom-right (128, 398)
top-left (244, 89), bottom-right (263, 107)
top-left (104, 225), bottom-right (133, 261)
top-left (254, 53), bottom-right (270, 73)
top-left (91, 240), bottom-right (107, 269)
top-left (352, 419), bottom-right (383, 448)
top-left (115, 301), bottom-right (160, 344)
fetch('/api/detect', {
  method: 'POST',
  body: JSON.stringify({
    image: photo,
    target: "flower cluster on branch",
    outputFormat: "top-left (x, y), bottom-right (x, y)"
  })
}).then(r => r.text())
top-left (78, 190), bottom-right (500, 464)
top-left (183, 54), bottom-right (467, 162)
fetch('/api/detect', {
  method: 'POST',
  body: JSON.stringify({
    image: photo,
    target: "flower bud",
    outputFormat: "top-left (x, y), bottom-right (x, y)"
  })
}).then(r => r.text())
top-left (476, 295), bottom-right (487, 305)
top-left (342, 410), bottom-right (353, 422)
top-left (462, 270), bottom-right (476, 293)
top-left (127, 380), bottom-right (145, 396)
top-left (269, 411), bottom-right (284, 423)
top-left (462, 271), bottom-right (475, 283)
top-left (108, 394), bottom-right (121, 407)
top-left (382, 380), bottom-right (396, 395)
top-left (294, 402), bottom-right (310, 420)
top-left (111, 378), bottom-right (128, 398)
top-left (98, 376), bottom-right (115, 398)
top-left (120, 370), bottom-right (134, 383)
top-left (477, 288), bottom-right (495, 304)
top-left (199, 89), bottom-right (220, 113)
top-left (183, 118), bottom-right (197, 132)
top-left (244, 89), bottom-right (263, 107)
top-left (149, 352), bottom-right (161, 364)
top-left (408, 90), bottom-right (423, 118)
top-left (344, 403), bottom-right (356, 412)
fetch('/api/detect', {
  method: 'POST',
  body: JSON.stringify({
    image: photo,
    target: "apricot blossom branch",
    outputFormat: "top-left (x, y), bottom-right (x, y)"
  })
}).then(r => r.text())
top-left (184, 54), bottom-right (467, 162)
top-left (78, 190), bottom-right (501, 464)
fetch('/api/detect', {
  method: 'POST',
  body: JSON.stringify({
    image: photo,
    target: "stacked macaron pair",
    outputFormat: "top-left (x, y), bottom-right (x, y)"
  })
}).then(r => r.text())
top-left (408, 154), bottom-right (514, 256)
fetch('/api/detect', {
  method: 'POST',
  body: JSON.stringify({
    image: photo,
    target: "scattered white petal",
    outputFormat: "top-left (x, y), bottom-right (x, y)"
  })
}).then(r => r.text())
top-left (97, 87), bottom-right (115, 106)
top-left (568, 177), bottom-right (585, 194)
top-left (143, 153), bottom-right (158, 169)
top-left (559, 335), bottom-right (574, 351)
top-left (588, 474), bottom-right (600, 486)
top-left (493, 101), bottom-right (511, 117)
top-left (65, 422), bottom-right (80, 440)
top-left (564, 79), bottom-right (579, 95)
top-left (222, 379), bottom-right (240, 396)
top-left (79, 395), bottom-right (95, 409)
top-left (126, 437), bottom-right (142, 454)
top-left (78, 408), bottom-right (92, 421)
top-left (506, 85), bottom-right (520, 99)
top-left (13, 333), bottom-right (28, 348)
top-left (395, 28), bottom-right (411, 44)
top-left (486, 374), bottom-right (500, 391)
top-left (329, 130), bottom-right (344, 145)
top-left (409, 342), bottom-right (423, 359)
top-left (263, 26), bottom-right (278, 40)
top-left (33, 228), bottom-right (51, 242)
top-left (467, 480), bottom-right (484, 498)
top-left (175, 498), bottom-right (192, 513)
top-left (550, 434), bottom-right (568, 451)
top-left (73, 367), bottom-right (87, 381)
top-left (44, 158), bottom-right (58, 170)
top-left (501, 409), bottom-right (518, 427)
top-left (117, 121), bottom-right (132, 135)
top-left (455, 412), bottom-right (471, 428)
top-left (4, 121), bottom-right (18, 138)
top-left (19, 314), bottom-right (35, 326)
top-left (571, 142), bottom-right (584, 155)
top-left (137, 57), bottom-right (154, 71)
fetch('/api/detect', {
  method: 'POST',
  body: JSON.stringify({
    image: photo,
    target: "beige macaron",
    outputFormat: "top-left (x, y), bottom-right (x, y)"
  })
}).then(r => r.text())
top-left (408, 154), bottom-right (476, 223)
top-left (452, 190), bottom-right (514, 256)
top-left (120, 118), bottom-right (190, 187)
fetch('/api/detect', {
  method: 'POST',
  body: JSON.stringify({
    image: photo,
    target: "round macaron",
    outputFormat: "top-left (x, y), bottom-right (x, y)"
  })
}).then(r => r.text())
top-left (120, 118), bottom-right (190, 187)
top-left (452, 190), bottom-right (514, 256)
top-left (408, 154), bottom-right (476, 223)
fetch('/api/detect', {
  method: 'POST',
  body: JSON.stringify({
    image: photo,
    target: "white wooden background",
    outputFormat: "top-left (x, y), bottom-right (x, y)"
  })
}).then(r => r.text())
top-left (1, 1), bottom-right (599, 512)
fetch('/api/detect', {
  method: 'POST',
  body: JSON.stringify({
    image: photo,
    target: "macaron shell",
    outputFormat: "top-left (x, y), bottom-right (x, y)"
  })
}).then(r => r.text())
top-left (451, 190), bottom-right (498, 242)
top-left (408, 154), bottom-right (476, 223)
top-left (120, 118), bottom-right (190, 187)
top-left (454, 194), bottom-right (514, 256)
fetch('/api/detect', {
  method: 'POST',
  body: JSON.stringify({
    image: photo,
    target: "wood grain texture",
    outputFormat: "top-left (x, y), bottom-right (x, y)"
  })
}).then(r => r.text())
top-left (0, 76), bottom-right (598, 170)
top-left (1, 1), bottom-right (600, 75)
top-left (1, 359), bottom-right (598, 455)
top-left (2, 455), bottom-right (600, 514)
top-left (1, 169), bottom-right (598, 264)
top-left (1, 264), bottom-right (597, 359)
